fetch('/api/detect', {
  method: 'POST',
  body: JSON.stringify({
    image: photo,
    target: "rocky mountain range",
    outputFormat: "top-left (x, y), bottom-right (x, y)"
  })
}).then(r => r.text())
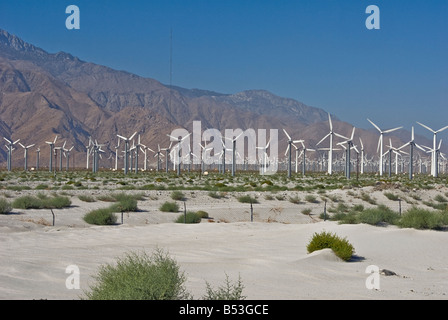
top-left (0, 28), bottom-right (436, 170)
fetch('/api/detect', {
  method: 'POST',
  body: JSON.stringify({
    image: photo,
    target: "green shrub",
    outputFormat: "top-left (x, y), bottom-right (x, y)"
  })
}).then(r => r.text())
top-left (83, 249), bottom-right (191, 300)
top-left (305, 194), bottom-right (319, 203)
top-left (398, 207), bottom-right (448, 230)
top-left (160, 201), bottom-right (179, 212)
top-left (237, 195), bottom-right (258, 204)
top-left (110, 198), bottom-right (138, 212)
top-left (12, 195), bottom-right (43, 209)
top-left (208, 191), bottom-right (221, 199)
top-left (78, 195), bottom-right (96, 202)
top-left (358, 205), bottom-right (400, 226)
top-left (202, 274), bottom-right (246, 300)
top-left (384, 192), bottom-right (399, 201)
top-left (0, 197), bottom-right (12, 214)
top-left (35, 184), bottom-right (49, 190)
top-left (196, 210), bottom-right (209, 219)
top-left (83, 208), bottom-right (117, 225)
top-left (171, 191), bottom-right (186, 201)
top-left (307, 231), bottom-right (354, 261)
top-left (176, 211), bottom-right (202, 224)
top-left (434, 194), bottom-right (448, 203)
top-left (45, 195), bottom-right (72, 209)
top-left (288, 195), bottom-right (301, 204)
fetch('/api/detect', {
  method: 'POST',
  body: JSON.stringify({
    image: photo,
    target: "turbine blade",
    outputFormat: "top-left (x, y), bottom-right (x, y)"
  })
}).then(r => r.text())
top-left (117, 134), bottom-right (126, 140)
top-left (328, 113), bottom-right (333, 131)
top-left (367, 118), bottom-right (381, 132)
top-left (283, 129), bottom-right (291, 141)
top-left (316, 133), bottom-right (330, 146)
top-left (436, 125), bottom-right (448, 133)
top-left (383, 126), bottom-right (403, 133)
top-left (129, 132), bottom-right (137, 141)
top-left (416, 122), bottom-right (435, 133)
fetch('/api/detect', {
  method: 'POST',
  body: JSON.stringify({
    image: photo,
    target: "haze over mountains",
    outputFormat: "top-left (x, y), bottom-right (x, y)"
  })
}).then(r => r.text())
top-left (0, 28), bottom-right (436, 169)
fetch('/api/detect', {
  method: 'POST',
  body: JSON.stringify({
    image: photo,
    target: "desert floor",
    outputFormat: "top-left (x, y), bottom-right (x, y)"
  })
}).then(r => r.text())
top-left (0, 184), bottom-right (447, 300)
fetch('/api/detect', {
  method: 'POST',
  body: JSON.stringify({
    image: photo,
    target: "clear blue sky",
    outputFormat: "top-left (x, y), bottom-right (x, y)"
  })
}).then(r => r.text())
top-left (1, 0), bottom-right (447, 139)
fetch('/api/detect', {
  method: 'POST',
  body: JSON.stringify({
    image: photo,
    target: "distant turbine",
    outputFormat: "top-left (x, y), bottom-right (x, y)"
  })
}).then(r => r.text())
top-left (416, 122), bottom-right (448, 177)
top-left (316, 113), bottom-right (348, 175)
top-left (297, 140), bottom-right (315, 176)
top-left (19, 142), bottom-right (35, 171)
top-left (367, 119), bottom-right (402, 176)
top-left (283, 129), bottom-right (302, 178)
top-left (337, 127), bottom-right (356, 179)
top-left (117, 132), bottom-right (137, 174)
top-left (398, 127), bottom-right (425, 180)
top-left (3, 137), bottom-right (20, 171)
top-left (224, 132), bottom-right (243, 176)
top-left (45, 135), bottom-right (58, 172)
top-left (167, 133), bottom-right (191, 175)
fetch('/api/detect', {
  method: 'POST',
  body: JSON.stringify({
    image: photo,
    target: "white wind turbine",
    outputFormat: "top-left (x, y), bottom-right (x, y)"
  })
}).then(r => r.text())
top-left (64, 145), bottom-right (74, 171)
top-left (160, 141), bottom-right (173, 173)
top-left (367, 119), bottom-right (402, 176)
top-left (316, 113), bottom-right (348, 175)
top-left (256, 137), bottom-right (271, 175)
top-left (337, 127), bottom-right (357, 179)
top-left (283, 129), bottom-right (303, 178)
top-left (4, 137), bottom-right (20, 171)
top-left (45, 135), bottom-right (58, 172)
top-left (154, 144), bottom-right (164, 172)
top-left (19, 142), bottom-right (35, 171)
top-left (117, 132), bottom-right (137, 175)
top-left (416, 122), bottom-right (448, 177)
top-left (421, 139), bottom-right (444, 178)
top-left (297, 140), bottom-right (315, 176)
top-left (359, 138), bottom-right (365, 174)
top-left (398, 126), bottom-right (426, 180)
top-left (114, 138), bottom-right (120, 171)
top-left (167, 133), bottom-right (191, 175)
top-left (36, 147), bottom-right (40, 170)
top-left (224, 133), bottom-right (243, 176)
top-left (140, 142), bottom-right (154, 171)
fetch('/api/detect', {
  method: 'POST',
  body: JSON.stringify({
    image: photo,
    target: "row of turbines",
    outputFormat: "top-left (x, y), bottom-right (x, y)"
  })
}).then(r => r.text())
top-left (2, 116), bottom-right (447, 179)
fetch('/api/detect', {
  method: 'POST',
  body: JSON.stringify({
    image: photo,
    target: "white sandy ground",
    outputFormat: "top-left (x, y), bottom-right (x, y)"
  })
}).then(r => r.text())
top-left (0, 187), bottom-right (447, 300)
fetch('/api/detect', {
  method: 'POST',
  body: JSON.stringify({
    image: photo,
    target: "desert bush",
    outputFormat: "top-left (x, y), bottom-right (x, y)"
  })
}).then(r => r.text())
top-left (176, 211), bottom-right (202, 224)
top-left (202, 274), bottom-right (246, 300)
top-left (83, 249), bottom-right (191, 300)
top-left (110, 197), bottom-right (138, 212)
top-left (12, 195), bottom-right (42, 209)
top-left (237, 195), bottom-right (258, 204)
top-left (305, 194), bottom-right (319, 203)
top-left (83, 208), bottom-right (117, 225)
top-left (307, 231), bottom-right (354, 261)
top-left (434, 194), bottom-right (448, 203)
top-left (0, 197), bottom-right (12, 214)
top-left (12, 195), bottom-right (71, 209)
top-left (208, 191), bottom-right (221, 199)
top-left (78, 195), bottom-right (96, 202)
top-left (358, 205), bottom-right (400, 226)
top-left (196, 210), bottom-right (209, 219)
top-left (160, 201), bottom-right (179, 212)
top-left (397, 207), bottom-right (448, 230)
top-left (288, 195), bottom-right (301, 204)
top-left (171, 191), bottom-right (186, 201)
top-left (384, 192), bottom-right (399, 201)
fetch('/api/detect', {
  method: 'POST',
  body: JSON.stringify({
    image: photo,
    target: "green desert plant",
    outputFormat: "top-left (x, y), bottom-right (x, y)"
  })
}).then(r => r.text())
top-left (237, 195), bottom-right (258, 204)
top-left (171, 191), bottom-right (186, 201)
top-left (176, 211), bottom-right (202, 224)
top-left (202, 274), bottom-right (246, 300)
top-left (160, 201), bottom-right (180, 212)
top-left (0, 197), bottom-right (12, 214)
top-left (357, 204), bottom-right (400, 226)
top-left (307, 231), bottom-right (354, 261)
top-left (397, 207), bottom-right (448, 230)
top-left (83, 249), bottom-right (192, 300)
top-left (83, 208), bottom-right (117, 225)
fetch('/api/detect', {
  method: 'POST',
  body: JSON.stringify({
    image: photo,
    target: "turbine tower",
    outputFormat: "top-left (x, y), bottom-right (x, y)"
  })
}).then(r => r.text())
top-left (398, 127), bottom-right (425, 180)
top-left (316, 113), bottom-right (348, 175)
top-left (117, 132), bottom-right (137, 174)
top-left (283, 129), bottom-right (302, 178)
top-left (45, 135), bottom-right (58, 172)
top-left (19, 142), bottom-right (35, 171)
top-left (4, 138), bottom-right (20, 171)
top-left (367, 119), bottom-right (402, 176)
top-left (416, 122), bottom-right (448, 177)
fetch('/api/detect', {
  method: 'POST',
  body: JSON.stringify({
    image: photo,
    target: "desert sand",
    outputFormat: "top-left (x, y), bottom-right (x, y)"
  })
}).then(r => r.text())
top-left (0, 186), bottom-right (447, 300)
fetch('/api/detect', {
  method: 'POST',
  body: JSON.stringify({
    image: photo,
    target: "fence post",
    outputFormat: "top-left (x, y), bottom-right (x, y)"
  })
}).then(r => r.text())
top-left (250, 201), bottom-right (253, 222)
top-left (323, 200), bottom-right (327, 221)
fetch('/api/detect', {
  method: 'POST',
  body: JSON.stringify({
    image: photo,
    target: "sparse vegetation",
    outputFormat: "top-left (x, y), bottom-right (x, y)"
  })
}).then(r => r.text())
top-left (237, 195), bottom-right (258, 204)
top-left (160, 201), bottom-right (179, 212)
top-left (83, 207), bottom-right (117, 225)
top-left (307, 231), bottom-right (354, 261)
top-left (0, 197), bottom-right (12, 214)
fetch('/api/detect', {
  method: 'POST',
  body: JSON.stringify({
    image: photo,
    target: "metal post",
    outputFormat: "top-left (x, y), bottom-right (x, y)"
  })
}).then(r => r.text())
top-left (183, 201), bottom-right (186, 224)
top-left (324, 200), bottom-right (327, 221)
top-left (250, 201), bottom-right (253, 222)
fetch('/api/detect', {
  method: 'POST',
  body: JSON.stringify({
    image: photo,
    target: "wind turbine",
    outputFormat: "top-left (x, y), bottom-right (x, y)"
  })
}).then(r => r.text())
top-left (19, 142), bottom-right (35, 171)
top-left (64, 145), bottom-right (74, 171)
top-left (398, 126), bottom-right (426, 180)
top-left (256, 138), bottom-right (271, 175)
top-left (367, 119), bottom-right (402, 176)
top-left (359, 138), bottom-right (365, 174)
top-left (117, 132), bottom-right (137, 174)
top-left (36, 147), bottom-right (40, 170)
top-left (297, 140), bottom-right (315, 176)
top-left (422, 139), bottom-right (444, 178)
top-left (154, 144), bottom-right (164, 172)
top-left (45, 135), bottom-right (58, 172)
top-left (283, 129), bottom-right (303, 178)
top-left (4, 138), bottom-right (20, 171)
top-left (114, 138), bottom-right (120, 171)
top-left (224, 133), bottom-right (243, 176)
top-left (416, 122), bottom-right (448, 177)
top-left (167, 133), bottom-right (191, 175)
top-left (316, 113), bottom-right (348, 175)
top-left (140, 142), bottom-right (154, 171)
top-left (337, 127), bottom-right (356, 179)
top-left (198, 142), bottom-right (212, 174)
top-left (160, 141), bottom-right (173, 173)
